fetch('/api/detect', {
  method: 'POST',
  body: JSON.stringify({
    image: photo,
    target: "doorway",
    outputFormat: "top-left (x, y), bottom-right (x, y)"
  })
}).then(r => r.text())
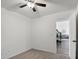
top-left (56, 20), bottom-right (69, 56)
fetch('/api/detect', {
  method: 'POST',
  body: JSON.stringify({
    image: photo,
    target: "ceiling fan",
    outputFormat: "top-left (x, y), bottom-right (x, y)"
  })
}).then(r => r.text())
top-left (19, 0), bottom-right (46, 12)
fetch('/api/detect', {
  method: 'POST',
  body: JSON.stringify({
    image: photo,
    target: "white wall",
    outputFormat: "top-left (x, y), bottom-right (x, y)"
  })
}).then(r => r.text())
top-left (56, 21), bottom-right (69, 34)
top-left (1, 8), bottom-right (31, 59)
top-left (31, 10), bottom-right (73, 53)
top-left (32, 14), bottom-right (56, 53)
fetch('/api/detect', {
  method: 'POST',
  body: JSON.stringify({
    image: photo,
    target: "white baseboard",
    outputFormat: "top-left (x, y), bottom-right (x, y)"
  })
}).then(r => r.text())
top-left (32, 48), bottom-right (56, 54)
top-left (9, 48), bottom-right (31, 59)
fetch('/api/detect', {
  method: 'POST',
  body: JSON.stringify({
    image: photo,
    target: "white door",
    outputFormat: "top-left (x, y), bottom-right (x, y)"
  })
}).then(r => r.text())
top-left (69, 10), bottom-right (77, 59)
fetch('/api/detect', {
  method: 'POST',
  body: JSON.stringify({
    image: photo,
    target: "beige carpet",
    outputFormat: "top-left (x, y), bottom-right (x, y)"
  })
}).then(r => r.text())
top-left (10, 49), bottom-right (70, 59)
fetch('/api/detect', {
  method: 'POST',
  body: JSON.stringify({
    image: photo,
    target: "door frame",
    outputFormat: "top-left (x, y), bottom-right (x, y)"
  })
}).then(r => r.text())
top-left (76, 14), bottom-right (78, 59)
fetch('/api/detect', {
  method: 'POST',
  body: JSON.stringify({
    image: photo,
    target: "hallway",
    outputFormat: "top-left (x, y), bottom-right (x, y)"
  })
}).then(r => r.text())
top-left (57, 39), bottom-right (69, 56)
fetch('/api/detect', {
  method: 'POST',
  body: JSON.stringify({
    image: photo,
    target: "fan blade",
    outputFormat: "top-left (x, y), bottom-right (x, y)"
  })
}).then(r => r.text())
top-left (32, 7), bottom-right (37, 12)
top-left (35, 3), bottom-right (46, 7)
top-left (19, 4), bottom-right (27, 8)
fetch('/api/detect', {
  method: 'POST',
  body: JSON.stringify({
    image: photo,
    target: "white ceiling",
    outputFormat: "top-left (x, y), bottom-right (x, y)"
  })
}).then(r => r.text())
top-left (1, 0), bottom-right (78, 19)
top-left (48, 0), bottom-right (78, 9)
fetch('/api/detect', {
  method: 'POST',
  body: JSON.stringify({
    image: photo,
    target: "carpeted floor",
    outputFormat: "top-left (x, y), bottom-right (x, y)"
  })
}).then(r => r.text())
top-left (10, 49), bottom-right (70, 59)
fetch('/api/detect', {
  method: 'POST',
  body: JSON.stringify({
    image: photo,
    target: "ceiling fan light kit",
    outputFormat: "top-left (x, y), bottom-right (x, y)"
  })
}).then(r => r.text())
top-left (27, 2), bottom-right (35, 8)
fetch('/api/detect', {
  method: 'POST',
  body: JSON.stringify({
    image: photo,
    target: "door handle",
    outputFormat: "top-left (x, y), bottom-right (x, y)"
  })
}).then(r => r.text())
top-left (72, 40), bottom-right (77, 42)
